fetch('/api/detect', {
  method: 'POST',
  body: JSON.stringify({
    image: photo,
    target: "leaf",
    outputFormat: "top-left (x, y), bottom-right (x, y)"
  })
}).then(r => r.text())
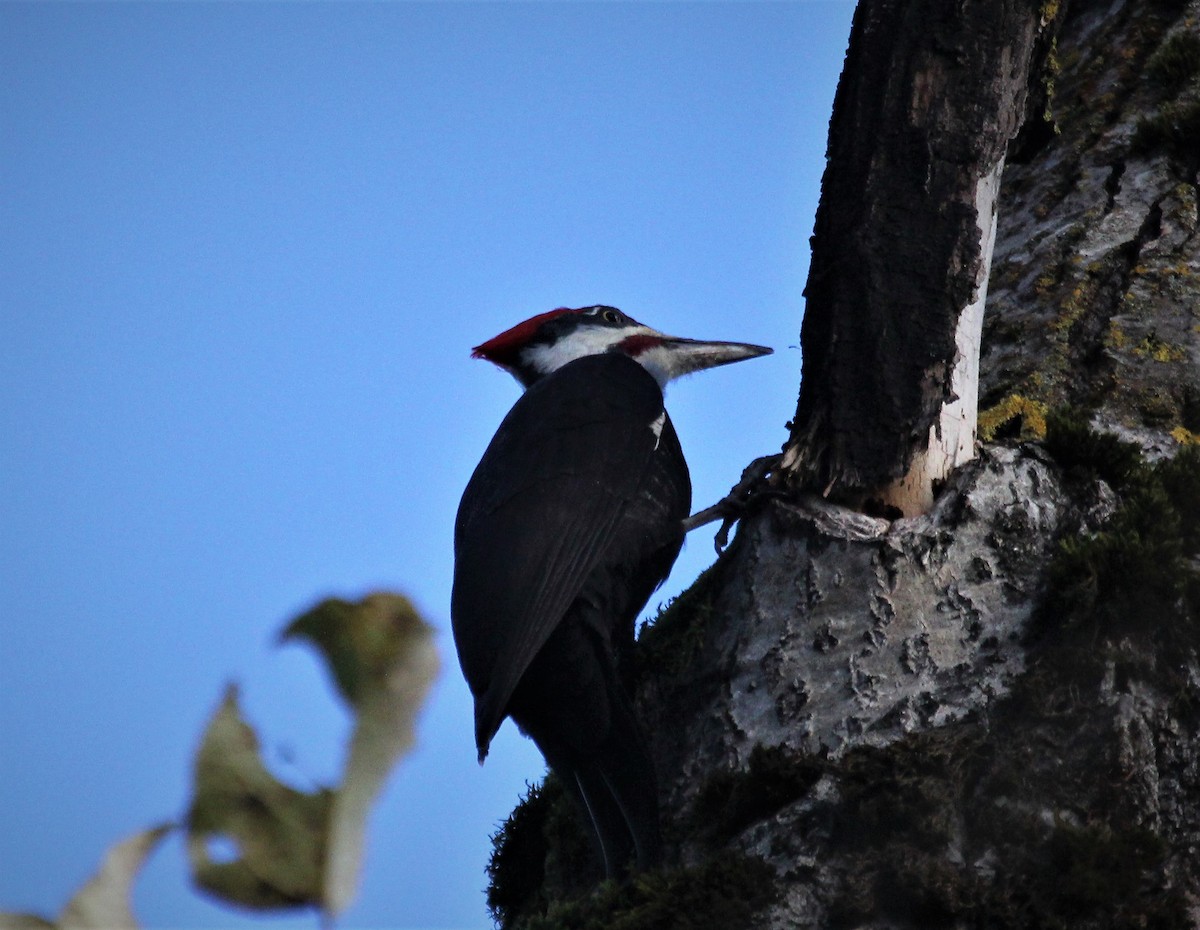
top-left (280, 592), bottom-right (437, 710)
top-left (186, 684), bottom-right (332, 910)
top-left (0, 915), bottom-right (56, 929)
top-left (60, 826), bottom-right (172, 929)
top-left (282, 592), bottom-right (439, 917)
top-left (185, 593), bottom-right (438, 920)
top-left (1, 825), bottom-right (170, 930)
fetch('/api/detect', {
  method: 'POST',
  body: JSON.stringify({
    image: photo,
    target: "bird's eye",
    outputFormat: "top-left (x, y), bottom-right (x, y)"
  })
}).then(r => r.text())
top-left (602, 309), bottom-right (623, 324)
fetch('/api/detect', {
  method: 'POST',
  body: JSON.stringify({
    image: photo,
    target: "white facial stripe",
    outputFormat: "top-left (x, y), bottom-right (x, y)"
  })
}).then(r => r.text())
top-left (523, 324), bottom-right (661, 377)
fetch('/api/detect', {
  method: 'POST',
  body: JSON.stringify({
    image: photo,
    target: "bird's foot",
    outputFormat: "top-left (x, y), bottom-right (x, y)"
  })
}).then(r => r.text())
top-left (682, 453), bottom-right (785, 553)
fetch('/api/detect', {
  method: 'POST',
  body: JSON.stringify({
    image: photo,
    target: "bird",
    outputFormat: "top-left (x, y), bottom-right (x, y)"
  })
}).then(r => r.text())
top-left (451, 304), bottom-right (771, 878)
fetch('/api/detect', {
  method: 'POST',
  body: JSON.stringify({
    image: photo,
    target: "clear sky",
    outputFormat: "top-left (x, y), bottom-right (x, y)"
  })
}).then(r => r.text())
top-left (0, 3), bottom-right (853, 927)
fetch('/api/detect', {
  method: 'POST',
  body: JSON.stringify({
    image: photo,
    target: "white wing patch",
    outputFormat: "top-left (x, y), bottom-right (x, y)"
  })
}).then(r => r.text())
top-left (648, 411), bottom-right (666, 450)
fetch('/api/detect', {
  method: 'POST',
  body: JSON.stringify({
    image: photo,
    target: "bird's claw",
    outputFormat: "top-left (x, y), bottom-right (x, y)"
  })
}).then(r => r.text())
top-left (682, 453), bottom-right (785, 553)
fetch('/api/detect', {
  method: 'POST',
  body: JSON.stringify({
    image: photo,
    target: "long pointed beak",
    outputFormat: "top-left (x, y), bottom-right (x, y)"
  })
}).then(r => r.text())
top-left (653, 335), bottom-right (773, 378)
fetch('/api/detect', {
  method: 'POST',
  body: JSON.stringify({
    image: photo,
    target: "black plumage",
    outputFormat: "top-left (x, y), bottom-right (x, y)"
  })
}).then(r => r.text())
top-left (452, 352), bottom-right (689, 875)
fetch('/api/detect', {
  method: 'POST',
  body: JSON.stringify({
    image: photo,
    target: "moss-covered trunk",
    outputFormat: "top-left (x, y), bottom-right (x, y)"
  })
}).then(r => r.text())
top-left (487, 2), bottom-right (1200, 927)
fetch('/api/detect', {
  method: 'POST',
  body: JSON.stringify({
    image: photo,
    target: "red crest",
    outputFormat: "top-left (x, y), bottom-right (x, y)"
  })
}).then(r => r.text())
top-left (471, 307), bottom-right (577, 366)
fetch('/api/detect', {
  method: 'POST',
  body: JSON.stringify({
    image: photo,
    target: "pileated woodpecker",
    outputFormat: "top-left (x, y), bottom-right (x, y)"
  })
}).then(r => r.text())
top-left (452, 305), bottom-right (771, 877)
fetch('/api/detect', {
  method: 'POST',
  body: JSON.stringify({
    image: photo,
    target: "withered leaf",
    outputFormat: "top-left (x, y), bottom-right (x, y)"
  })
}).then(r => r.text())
top-left (186, 684), bottom-right (332, 910)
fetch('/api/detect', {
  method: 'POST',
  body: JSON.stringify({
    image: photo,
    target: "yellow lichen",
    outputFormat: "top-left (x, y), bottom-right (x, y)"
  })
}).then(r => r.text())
top-left (1105, 321), bottom-right (1128, 349)
top-left (1034, 272), bottom-right (1058, 296)
top-left (1042, 36), bottom-right (1061, 126)
top-left (1052, 283), bottom-right (1090, 334)
top-left (979, 394), bottom-right (1050, 442)
top-left (1132, 336), bottom-right (1186, 362)
top-left (1170, 426), bottom-right (1200, 445)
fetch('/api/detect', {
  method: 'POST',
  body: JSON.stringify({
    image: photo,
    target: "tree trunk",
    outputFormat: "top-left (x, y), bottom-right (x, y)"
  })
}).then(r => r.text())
top-left (486, 1), bottom-right (1200, 927)
top-left (780, 0), bottom-right (1050, 516)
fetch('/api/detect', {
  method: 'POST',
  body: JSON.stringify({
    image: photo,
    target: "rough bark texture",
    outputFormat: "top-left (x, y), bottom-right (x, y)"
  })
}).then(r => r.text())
top-left (981, 0), bottom-right (1200, 450)
top-left (782, 0), bottom-right (1048, 501)
top-left (486, 2), bottom-right (1200, 928)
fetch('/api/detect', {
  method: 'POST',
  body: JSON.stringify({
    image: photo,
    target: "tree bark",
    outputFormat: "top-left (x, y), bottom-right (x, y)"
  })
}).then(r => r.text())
top-left (487, 2), bottom-right (1200, 927)
top-left (981, 0), bottom-right (1200, 449)
top-left (780, 0), bottom-right (1049, 516)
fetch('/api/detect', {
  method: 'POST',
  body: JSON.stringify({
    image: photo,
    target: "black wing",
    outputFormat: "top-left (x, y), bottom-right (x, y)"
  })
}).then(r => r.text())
top-left (451, 353), bottom-right (688, 758)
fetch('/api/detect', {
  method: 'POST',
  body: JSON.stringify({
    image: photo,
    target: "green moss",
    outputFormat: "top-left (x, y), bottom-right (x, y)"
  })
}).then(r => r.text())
top-left (1146, 29), bottom-right (1200, 92)
top-left (636, 561), bottom-right (724, 680)
top-left (487, 776), bottom-right (599, 929)
top-left (487, 782), bottom-right (552, 928)
top-left (1042, 409), bottom-right (1145, 487)
top-left (689, 744), bottom-right (823, 847)
top-left (1037, 426), bottom-right (1199, 677)
top-left (1046, 480), bottom-right (1187, 627)
top-left (487, 767), bottom-right (776, 929)
top-left (830, 854), bottom-right (980, 930)
top-left (818, 436), bottom-right (1197, 925)
top-left (976, 818), bottom-right (1189, 930)
top-left (1021, 820), bottom-right (1185, 927)
top-left (825, 728), bottom-right (989, 929)
top-left (1156, 444), bottom-right (1200, 552)
top-left (1181, 384), bottom-right (1200, 434)
top-left (825, 727), bottom-right (1191, 930)
top-left (519, 855), bottom-right (775, 930)
top-left (491, 434), bottom-right (1200, 930)
top-left (1137, 385), bottom-right (1185, 424)
top-left (1039, 823), bottom-right (1171, 922)
top-left (834, 731), bottom-right (977, 857)
top-left (1131, 95), bottom-right (1200, 159)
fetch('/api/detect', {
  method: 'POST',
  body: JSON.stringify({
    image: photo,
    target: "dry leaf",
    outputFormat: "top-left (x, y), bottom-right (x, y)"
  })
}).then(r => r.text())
top-left (3, 593), bottom-right (436, 925)
top-left (60, 825), bottom-right (171, 929)
top-left (1, 825), bottom-right (170, 929)
top-left (0, 914), bottom-right (55, 929)
top-left (186, 684), bottom-right (332, 910)
top-left (282, 592), bottom-right (439, 917)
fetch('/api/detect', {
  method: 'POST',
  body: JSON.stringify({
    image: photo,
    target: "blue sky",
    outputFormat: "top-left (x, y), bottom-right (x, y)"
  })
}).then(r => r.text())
top-left (0, 3), bottom-right (853, 927)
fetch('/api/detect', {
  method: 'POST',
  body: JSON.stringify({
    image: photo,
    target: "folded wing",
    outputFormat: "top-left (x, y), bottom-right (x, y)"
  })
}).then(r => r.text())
top-left (451, 353), bottom-right (686, 759)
